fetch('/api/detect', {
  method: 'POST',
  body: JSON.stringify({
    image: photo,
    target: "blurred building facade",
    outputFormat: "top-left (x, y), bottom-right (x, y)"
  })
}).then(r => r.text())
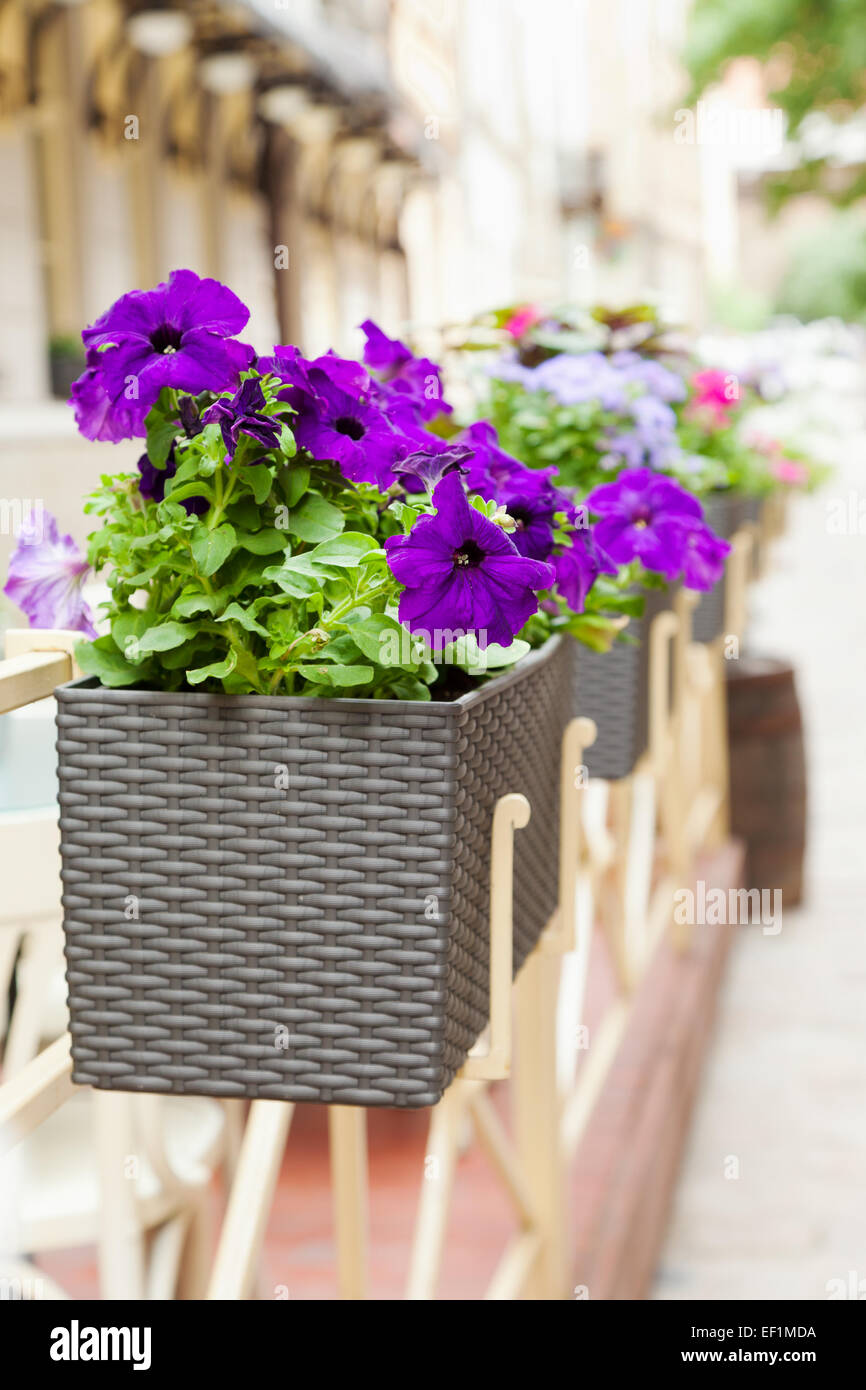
top-left (0, 0), bottom-right (784, 572)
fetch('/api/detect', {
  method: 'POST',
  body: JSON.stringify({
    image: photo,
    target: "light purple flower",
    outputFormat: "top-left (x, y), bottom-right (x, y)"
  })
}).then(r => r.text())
top-left (610, 351), bottom-right (687, 403)
top-left (605, 394), bottom-right (680, 470)
top-left (536, 353), bottom-right (628, 410)
top-left (4, 512), bottom-right (97, 637)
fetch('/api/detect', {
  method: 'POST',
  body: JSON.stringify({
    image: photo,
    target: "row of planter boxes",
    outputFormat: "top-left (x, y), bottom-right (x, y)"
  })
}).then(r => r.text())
top-left (54, 494), bottom-right (763, 1109)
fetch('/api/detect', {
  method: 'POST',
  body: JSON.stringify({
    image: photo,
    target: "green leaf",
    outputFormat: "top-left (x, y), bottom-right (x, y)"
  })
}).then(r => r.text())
top-left (172, 590), bottom-right (226, 618)
top-left (314, 635), bottom-right (365, 664)
top-left (225, 497), bottom-right (260, 530)
top-left (260, 562), bottom-right (322, 598)
top-left (191, 523), bottom-right (236, 577)
top-left (76, 639), bottom-right (144, 687)
top-left (277, 463), bottom-right (309, 508)
top-left (161, 637), bottom-right (211, 670)
top-left (383, 675), bottom-right (433, 701)
top-left (235, 529), bottom-right (288, 555)
top-left (297, 663), bottom-right (374, 687)
top-left (244, 465), bottom-right (273, 505)
top-left (110, 608), bottom-right (154, 648)
top-left (186, 650), bottom-right (238, 685)
top-left (279, 423), bottom-right (297, 458)
top-left (216, 603), bottom-right (270, 639)
top-left (285, 493), bottom-right (345, 543)
top-left (347, 614), bottom-right (416, 667)
top-left (165, 480), bottom-right (214, 508)
top-left (169, 452), bottom-right (205, 488)
top-left (446, 634), bottom-right (531, 671)
top-left (144, 398), bottom-right (178, 468)
top-left (136, 621), bottom-right (198, 654)
top-left (126, 563), bottom-right (166, 586)
top-left (199, 422), bottom-right (224, 460)
top-left (308, 532), bottom-right (379, 567)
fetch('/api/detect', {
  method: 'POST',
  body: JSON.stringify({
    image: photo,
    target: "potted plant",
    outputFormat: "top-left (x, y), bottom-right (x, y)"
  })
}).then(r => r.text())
top-left (48, 334), bottom-right (88, 402)
top-left (6, 271), bottom-right (623, 1109)
top-left (447, 304), bottom-right (729, 776)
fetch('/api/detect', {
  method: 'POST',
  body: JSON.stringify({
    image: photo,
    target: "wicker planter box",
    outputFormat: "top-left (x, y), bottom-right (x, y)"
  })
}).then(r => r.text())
top-left (55, 637), bottom-right (568, 1109)
top-left (741, 495), bottom-right (763, 577)
top-left (692, 491), bottom-right (746, 644)
top-left (572, 588), bottom-right (671, 780)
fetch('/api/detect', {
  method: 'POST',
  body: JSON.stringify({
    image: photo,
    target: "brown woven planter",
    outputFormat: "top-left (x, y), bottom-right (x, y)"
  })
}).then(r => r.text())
top-left (55, 636), bottom-right (569, 1109)
top-left (692, 490), bottom-right (745, 643)
top-left (572, 588), bottom-right (672, 780)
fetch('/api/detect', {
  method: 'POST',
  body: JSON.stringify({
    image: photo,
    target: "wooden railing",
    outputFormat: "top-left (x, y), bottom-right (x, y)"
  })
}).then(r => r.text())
top-left (0, 510), bottom-right (764, 1300)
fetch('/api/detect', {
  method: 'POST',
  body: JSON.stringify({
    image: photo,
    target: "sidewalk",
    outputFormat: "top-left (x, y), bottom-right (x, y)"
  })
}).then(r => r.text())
top-left (653, 440), bottom-right (866, 1300)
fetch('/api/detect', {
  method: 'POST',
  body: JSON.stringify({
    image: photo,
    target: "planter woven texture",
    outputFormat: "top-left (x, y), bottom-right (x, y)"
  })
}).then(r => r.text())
top-left (56, 637), bottom-right (569, 1109)
top-left (572, 588), bottom-right (670, 780)
top-left (692, 491), bottom-right (745, 643)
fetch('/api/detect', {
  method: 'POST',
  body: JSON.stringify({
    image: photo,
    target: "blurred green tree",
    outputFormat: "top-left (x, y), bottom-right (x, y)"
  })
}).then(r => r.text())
top-left (683, 0), bottom-right (866, 208)
top-left (774, 211), bottom-right (866, 322)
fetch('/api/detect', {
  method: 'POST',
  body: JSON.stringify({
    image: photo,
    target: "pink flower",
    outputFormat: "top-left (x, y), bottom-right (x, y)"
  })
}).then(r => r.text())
top-left (772, 457), bottom-right (808, 487)
top-left (504, 304), bottom-right (543, 339)
top-left (688, 368), bottom-right (739, 426)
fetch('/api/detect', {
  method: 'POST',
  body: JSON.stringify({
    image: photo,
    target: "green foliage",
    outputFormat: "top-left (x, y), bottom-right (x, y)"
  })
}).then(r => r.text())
top-left (683, 0), bottom-right (866, 207)
top-left (75, 378), bottom-right (441, 699)
top-left (74, 375), bottom-right (561, 699)
top-left (774, 210), bottom-right (866, 322)
top-left (485, 379), bottom-right (618, 494)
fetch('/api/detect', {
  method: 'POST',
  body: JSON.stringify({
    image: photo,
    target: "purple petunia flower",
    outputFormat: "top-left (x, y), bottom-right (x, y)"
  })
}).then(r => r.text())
top-left (393, 444), bottom-right (473, 492)
top-left (501, 483), bottom-right (559, 560)
top-left (456, 422), bottom-right (573, 561)
top-left (69, 348), bottom-right (150, 442)
top-left (457, 422), bottom-right (544, 495)
top-left (72, 270), bottom-right (255, 442)
top-left (675, 520), bottom-right (731, 591)
top-left (552, 530), bottom-right (605, 613)
top-left (4, 512), bottom-right (97, 637)
top-left (262, 347), bottom-right (407, 489)
top-left (384, 471), bottom-right (554, 649)
top-left (360, 320), bottom-right (452, 422)
top-left (202, 377), bottom-right (281, 462)
top-left (586, 467), bottom-right (704, 581)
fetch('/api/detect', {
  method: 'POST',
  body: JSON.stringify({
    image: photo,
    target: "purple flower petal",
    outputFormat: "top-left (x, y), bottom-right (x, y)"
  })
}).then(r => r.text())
top-left (385, 471), bottom-right (552, 648)
top-left (3, 512), bottom-right (97, 637)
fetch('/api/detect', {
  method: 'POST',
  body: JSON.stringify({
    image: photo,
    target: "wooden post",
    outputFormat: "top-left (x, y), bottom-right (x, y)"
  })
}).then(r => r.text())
top-left (514, 948), bottom-right (565, 1299)
top-left (207, 1100), bottom-right (293, 1300)
top-left (328, 1106), bottom-right (369, 1301)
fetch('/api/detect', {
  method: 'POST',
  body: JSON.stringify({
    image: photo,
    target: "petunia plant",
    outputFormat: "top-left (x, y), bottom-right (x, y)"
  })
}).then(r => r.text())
top-left (445, 301), bottom-right (735, 615)
top-left (4, 271), bottom-right (638, 696)
top-left (455, 298), bottom-right (823, 505)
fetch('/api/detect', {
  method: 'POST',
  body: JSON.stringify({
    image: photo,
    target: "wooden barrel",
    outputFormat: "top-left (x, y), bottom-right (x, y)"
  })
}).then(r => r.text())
top-left (726, 656), bottom-right (807, 906)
